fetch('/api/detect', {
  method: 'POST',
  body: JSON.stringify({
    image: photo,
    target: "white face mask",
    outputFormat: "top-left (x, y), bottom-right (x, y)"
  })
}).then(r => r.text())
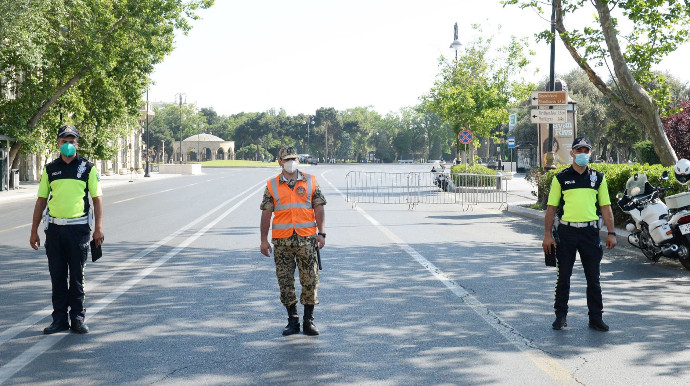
top-left (283, 160), bottom-right (298, 173)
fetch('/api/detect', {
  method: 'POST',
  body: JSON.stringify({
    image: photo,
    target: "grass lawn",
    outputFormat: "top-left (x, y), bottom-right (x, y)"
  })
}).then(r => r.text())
top-left (202, 160), bottom-right (279, 168)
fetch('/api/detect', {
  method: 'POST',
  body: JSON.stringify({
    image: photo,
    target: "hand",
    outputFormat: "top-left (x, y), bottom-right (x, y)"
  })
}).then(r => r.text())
top-left (92, 228), bottom-right (105, 247)
top-left (605, 234), bottom-right (617, 250)
top-left (260, 240), bottom-right (273, 257)
top-left (542, 235), bottom-right (556, 254)
top-left (30, 232), bottom-right (41, 250)
top-left (316, 234), bottom-right (326, 250)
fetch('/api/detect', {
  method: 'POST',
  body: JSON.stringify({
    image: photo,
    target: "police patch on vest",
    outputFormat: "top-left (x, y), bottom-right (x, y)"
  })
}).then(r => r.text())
top-left (296, 186), bottom-right (307, 197)
top-left (77, 161), bottom-right (87, 178)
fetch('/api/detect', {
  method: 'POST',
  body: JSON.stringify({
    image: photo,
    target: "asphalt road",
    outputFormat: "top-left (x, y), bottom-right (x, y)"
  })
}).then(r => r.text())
top-left (1, 164), bottom-right (690, 385)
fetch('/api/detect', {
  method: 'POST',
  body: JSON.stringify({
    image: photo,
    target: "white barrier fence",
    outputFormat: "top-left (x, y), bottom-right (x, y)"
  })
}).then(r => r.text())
top-left (345, 171), bottom-right (507, 210)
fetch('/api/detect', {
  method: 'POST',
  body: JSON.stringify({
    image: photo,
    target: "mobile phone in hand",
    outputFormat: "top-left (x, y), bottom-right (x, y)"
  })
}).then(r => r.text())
top-left (544, 248), bottom-right (556, 267)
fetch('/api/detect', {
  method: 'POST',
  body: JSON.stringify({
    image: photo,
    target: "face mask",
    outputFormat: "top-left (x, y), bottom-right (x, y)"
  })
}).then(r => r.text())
top-left (60, 142), bottom-right (76, 157)
top-left (283, 160), bottom-right (298, 173)
top-left (575, 153), bottom-right (590, 166)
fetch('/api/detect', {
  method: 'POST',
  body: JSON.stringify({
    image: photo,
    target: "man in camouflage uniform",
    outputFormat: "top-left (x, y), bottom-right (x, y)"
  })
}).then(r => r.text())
top-left (260, 146), bottom-right (327, 336)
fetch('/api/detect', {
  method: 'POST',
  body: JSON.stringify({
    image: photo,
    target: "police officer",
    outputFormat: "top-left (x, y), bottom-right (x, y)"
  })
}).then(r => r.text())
top-left (29, 125), bottom-right (104, 335)
top-left (260, 146), bottom-right (327, 336)
top-left (543, 136), bottom-right (617, 332)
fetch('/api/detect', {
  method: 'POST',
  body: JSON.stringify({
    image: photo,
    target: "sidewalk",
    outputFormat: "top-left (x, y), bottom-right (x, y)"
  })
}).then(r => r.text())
top-left (0, 171), bottom-right (181, 205)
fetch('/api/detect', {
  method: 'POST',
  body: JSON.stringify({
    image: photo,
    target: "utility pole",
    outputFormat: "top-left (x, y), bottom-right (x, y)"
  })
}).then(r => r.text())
top-left (545, 0), bottom-right (557, 169)
top-left (145, 89), bottom-right (151, 177)
top-left (175, 93), bottom-right (186, 163)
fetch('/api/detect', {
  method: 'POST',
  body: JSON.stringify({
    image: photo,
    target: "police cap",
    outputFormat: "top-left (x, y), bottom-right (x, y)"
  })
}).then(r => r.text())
top-left (57, 125), bottom-right (79, 139)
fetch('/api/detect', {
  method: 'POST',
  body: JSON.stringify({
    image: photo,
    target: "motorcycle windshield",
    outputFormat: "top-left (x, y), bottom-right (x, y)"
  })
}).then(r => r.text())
top-left (626, 174), bottom-right (648, 197)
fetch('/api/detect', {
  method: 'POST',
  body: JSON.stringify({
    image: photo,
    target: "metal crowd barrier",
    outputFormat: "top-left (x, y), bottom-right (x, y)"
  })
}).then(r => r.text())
top-left (345, 171), bottom-right (507, 210)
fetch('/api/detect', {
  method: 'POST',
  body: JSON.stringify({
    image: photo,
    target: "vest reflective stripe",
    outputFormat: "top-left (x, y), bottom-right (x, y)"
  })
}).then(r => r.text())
top-left (267, 173), bottom-right (318, 238)
top-left (270, 178), bottom-right (281, 207)
top-left (305, 173), bottom-right (313, 205)
top-left (295, 221), bottom-right (317, 229)
top-left (272, 221), bottom-right (317, 230)
top-left (275, 202), bottom-right (313, 211)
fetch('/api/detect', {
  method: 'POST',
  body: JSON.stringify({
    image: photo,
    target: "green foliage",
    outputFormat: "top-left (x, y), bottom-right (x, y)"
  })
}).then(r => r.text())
top-left (0, 0), bottom-right (213, 160)
top-left (633, 141), bottom-right (661, 165)
top-left (450, 164), bottom-right (497, 175)
top-left (425, 25), bottom-right (535, 158)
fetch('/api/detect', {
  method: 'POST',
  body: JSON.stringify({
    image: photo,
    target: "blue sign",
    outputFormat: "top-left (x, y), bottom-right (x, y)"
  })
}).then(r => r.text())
top-left (458, 130), bottom-right (473, 145)
top-left (507, 137), bottom-right (516, 149)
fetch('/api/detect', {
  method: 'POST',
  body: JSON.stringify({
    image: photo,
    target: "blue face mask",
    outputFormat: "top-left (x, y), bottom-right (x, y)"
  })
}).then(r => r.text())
top-left (60, 142), bottom-right (76, 157)
top-left (575, 153), bottom-right (590, 166)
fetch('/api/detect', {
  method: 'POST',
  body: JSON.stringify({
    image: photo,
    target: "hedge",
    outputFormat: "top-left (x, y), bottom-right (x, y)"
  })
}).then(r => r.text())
top-left (533, 163), bottom-right (688, 226)
top-left (450, 164), bottom-right (501, 187)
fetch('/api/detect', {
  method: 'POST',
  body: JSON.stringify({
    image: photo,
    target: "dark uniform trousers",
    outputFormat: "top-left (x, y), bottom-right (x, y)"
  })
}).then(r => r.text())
top-left (554, 224), bottom-right (604, 317)
top-left (45, 223), bottom-right (90, 323)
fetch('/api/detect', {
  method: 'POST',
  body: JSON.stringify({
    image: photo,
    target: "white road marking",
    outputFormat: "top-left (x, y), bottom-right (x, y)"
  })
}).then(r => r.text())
top-left (322, 171), bottom-right (577, 385)
top-left (0, 186), bottom-right (264, 384)
top-left (0, 179), bottom-right (265, 362)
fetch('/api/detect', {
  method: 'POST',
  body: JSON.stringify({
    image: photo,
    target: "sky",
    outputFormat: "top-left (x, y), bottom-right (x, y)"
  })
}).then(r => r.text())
top-left (147, 0), bottom-right (690, 118)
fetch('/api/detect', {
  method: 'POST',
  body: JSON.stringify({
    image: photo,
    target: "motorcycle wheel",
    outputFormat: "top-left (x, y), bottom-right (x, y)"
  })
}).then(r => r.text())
top-left (677, 246), bottom-right (690, 271)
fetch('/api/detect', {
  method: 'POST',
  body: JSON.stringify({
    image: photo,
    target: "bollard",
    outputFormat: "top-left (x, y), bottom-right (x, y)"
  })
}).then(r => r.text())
top-left (496, 173), bottom-right (502, 191)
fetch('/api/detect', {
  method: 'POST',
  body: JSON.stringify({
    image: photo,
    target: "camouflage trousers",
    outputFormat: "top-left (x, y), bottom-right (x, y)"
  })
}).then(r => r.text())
top-left (274, 242), bottom-right (319, 307)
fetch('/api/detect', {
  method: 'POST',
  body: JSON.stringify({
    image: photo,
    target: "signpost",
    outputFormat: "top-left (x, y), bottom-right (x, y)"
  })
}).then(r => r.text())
top-left (530, 91), bottom-right (567, 106)
top-left (508, 137), bottom-right (515, 172)
top-left (530, 109), bottom-right (567, 124)
top-left (458, 129), bottom-right (472, 173)
top-left (509, 113), bottom-right (517, 132)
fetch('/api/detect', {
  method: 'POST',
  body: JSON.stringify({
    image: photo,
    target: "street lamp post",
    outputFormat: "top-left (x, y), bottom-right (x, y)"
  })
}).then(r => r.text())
top-left (544, 0), bottom-right (557, 170)
top-left (175, 92), bottom-right (186, 163)
top-left (449, 22), bottom-right (461, 61)
top-left (450, 22), bottom-right (462, 163)
top-left (302, 116), bottom-right (314, 154)
top-left (145, 90), bottom-right (151, 177)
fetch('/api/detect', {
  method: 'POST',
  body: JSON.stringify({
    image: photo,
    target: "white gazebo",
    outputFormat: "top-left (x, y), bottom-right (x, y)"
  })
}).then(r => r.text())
top-left (174, 133), bottom-right (234, 162)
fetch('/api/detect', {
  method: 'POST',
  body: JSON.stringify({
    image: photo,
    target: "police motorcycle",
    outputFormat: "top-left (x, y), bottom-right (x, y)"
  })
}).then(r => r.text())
top-left (431, 161), bottom-right (449, 192)
top-left (616, 159), bottom-right (690, 270)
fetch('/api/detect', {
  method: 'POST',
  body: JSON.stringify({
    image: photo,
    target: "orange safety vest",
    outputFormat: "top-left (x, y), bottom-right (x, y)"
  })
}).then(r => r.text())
top-left (267, 172), bottom-right (318, 238)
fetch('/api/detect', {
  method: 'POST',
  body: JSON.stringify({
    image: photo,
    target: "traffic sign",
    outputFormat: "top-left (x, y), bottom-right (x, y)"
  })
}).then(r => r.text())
top-left (530, 91), bottom-right (567, 106)
top-left (530, 109), bottom-right (567, 124)
top-left (507, 137), bottom-right (516, 148)
top-left (458, 130), bottom-right (473, 144)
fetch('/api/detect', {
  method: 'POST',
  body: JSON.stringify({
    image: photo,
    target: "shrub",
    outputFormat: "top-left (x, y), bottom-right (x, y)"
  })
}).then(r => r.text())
top-left (538, 163), bottom-right (684, 226)
top-left (450, 164), bottom-right (502, 187)
top-left (633, 141), bottom-right (661, 165)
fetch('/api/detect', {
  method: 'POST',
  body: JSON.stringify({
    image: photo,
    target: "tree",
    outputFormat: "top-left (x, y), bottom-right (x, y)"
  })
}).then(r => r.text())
top-left (0, 0), bottom-right (213, 169)
top-left (662, 100), bottom-right (690, 160)
top-left (503, 0), bottom-right (690, 165)
top-left (424, 25), bottom-right (534, 164)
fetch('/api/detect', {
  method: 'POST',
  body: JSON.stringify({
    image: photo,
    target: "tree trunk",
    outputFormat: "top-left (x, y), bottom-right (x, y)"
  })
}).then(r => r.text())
top-left (554, 0), bottom-right (678, 166)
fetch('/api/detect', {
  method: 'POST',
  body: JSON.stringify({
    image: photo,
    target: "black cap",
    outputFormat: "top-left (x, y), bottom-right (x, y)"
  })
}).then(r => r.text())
top-left (572, 136), bottom-right (592, 150)
top-left (57, 125), bottom-right (79, 139)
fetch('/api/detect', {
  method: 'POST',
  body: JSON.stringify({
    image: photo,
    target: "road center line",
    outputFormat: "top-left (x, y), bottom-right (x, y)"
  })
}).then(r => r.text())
top-left (321, 172), bottom-right (577, 385)
top-left (0, 185), bottom-right (264, 384)
top-left (0, 179), bottom-right (265, 353)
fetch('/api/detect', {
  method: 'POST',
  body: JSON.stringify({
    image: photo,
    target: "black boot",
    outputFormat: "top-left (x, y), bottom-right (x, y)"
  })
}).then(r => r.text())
top-left (282, 304), bottom-right (300, 336)
top-left (552, 315), bottom-right (567, 330)
top-left (588, 316), bottom-right (609, 332)
top-left (303, 305), bottom-right (320, 336)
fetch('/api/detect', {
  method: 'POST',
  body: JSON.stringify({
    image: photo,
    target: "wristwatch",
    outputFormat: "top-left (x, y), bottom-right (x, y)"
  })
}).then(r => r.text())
top-left (608, 232), bottom-right (616, 236)
top-left (318, 233), bottom-right (326, 238)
